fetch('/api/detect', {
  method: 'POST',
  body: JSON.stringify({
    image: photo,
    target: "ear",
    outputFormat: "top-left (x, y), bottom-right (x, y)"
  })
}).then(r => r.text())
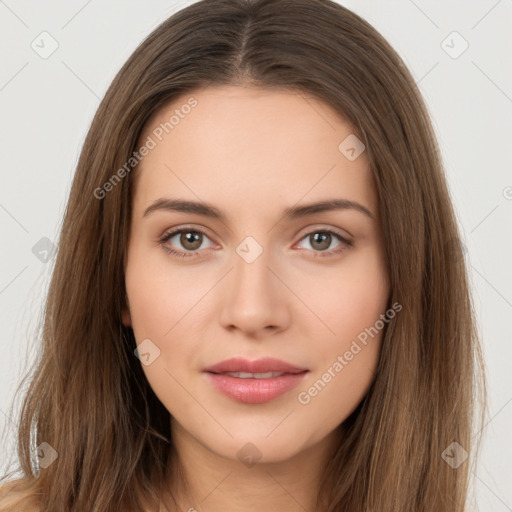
top-left (122, 307), bottom-right (132, 327)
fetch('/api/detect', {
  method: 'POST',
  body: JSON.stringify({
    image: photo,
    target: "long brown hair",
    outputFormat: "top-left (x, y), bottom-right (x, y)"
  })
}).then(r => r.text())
top-left (0, 0), bottom-right (486, 510)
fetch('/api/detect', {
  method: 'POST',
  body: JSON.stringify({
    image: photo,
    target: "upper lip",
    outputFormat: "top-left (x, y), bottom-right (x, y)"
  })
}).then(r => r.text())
top-left (204, 357), bottom-right (308, 374)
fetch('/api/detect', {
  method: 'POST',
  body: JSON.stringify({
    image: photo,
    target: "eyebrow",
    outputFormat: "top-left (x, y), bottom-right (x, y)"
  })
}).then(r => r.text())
top-left (143, 197), bottom-right (374, 221)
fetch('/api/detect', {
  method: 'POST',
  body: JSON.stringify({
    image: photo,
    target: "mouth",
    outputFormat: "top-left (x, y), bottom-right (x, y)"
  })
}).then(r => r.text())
top-left (210, 371), bottom-right (300, 379)
top-left (204, 356), bottom-right (307, 374)
top-left (203, 357), bottom-right (309, 404)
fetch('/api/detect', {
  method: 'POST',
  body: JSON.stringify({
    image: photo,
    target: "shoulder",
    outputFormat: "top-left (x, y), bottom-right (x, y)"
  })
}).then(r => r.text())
top-left (0, 479), bottom-right (41, 512)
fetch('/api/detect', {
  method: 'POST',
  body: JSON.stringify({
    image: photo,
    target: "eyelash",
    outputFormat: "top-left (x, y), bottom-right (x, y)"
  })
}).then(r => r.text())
top-left (158, 226), bottom-right (353, 259)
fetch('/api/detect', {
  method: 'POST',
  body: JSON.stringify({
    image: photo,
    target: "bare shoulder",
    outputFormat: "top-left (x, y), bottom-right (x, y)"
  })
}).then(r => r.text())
top-left (0, 479), bottom-right (41, 512)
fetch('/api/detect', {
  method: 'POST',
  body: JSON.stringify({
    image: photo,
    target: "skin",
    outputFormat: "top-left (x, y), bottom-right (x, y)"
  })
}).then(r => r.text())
top-left (122, 84), bottom-right (390, 512)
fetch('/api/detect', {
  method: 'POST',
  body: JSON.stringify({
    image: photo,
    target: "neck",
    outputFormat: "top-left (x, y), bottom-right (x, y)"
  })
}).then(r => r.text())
top-left (164, 421), bottom-right (339, 512)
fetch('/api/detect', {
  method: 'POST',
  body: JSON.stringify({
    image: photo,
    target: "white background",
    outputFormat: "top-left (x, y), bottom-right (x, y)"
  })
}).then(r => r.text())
top-left (1, 1), bottom-right (511, 509)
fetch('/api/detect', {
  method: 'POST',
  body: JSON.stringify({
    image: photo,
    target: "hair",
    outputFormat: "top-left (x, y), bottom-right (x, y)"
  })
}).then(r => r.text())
top-left (0, 0), bottom-right (486, 510)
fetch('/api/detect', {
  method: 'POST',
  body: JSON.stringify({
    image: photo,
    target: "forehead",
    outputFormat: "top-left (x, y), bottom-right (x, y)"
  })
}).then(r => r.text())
top-left (132, 85), bottom-right (377, 222)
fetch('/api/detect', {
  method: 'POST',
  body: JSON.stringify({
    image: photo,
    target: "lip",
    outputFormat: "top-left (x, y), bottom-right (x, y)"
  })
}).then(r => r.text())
top-left (204, 357), bottom-right (307, 374)
top-left (203, 357), bottom-right (309, 404)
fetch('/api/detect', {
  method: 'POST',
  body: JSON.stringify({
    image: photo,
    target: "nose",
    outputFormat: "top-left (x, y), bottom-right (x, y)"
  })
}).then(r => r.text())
top-left (219, 245), bottom-right (291, 338)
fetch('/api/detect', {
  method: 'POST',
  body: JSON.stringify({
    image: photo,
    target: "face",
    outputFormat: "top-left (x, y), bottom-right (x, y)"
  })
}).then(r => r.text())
top-left (122, 85), bottom-right (390, 464)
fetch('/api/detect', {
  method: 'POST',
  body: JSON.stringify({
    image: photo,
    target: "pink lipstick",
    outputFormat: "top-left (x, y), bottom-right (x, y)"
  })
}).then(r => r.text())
top-left (203, 357), bottom-right (309, 404)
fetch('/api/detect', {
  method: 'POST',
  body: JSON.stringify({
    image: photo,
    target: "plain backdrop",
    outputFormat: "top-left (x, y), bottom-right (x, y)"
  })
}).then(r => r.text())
top-left (1, 0), bottom-right (511, 509)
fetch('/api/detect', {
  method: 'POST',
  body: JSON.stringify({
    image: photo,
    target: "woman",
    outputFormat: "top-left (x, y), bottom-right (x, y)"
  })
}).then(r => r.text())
top-left (0, 0), bottom-right (486, 510)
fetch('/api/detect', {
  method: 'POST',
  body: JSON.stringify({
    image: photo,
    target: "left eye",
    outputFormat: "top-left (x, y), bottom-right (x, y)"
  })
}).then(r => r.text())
top-left (295, 230), bottom-right (352, 257)
top-left (159, 228), bottom-right (352, 258)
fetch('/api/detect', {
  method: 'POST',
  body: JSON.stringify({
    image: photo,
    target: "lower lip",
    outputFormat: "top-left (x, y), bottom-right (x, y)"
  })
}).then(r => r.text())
top-left (205, 371), bottom-right (309, 404)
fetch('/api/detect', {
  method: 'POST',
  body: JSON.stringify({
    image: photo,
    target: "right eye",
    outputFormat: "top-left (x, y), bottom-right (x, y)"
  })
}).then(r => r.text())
top-left (159, 227), bottom-right (215, 258)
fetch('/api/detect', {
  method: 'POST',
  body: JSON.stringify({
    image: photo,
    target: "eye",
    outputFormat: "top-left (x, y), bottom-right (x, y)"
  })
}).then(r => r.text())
top-left (158, 226), bottom-right (353, 259)
top-left (158, 227), bottom-right (214, 258)
top-left (295, 228), bottom-right (353, 258)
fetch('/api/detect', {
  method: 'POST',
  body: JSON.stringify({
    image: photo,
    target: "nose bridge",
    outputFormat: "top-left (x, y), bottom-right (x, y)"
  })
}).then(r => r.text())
top-left (219, 234), bottom-right (289, 334)
top-left (231, 235), bottom-right (275, 301)
top-left (239, 246), bottom-right (268, 280)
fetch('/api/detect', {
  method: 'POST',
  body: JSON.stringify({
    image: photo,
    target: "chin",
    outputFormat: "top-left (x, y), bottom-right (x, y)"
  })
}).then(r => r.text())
top-left (202, 429), bottom-right (315, 466)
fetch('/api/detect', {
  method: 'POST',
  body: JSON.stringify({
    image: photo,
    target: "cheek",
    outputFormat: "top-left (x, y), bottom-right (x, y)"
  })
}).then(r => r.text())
top-left (124, 244), bottom-right (206, 341)
top-left (297, 249), bottom-right (388, 411)
top-left (124, 245), bottom-right (221, 398)
top-left (124, 251), bottom-right (204, 413)
top-left (306, 245), bottom-right (389, 347)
